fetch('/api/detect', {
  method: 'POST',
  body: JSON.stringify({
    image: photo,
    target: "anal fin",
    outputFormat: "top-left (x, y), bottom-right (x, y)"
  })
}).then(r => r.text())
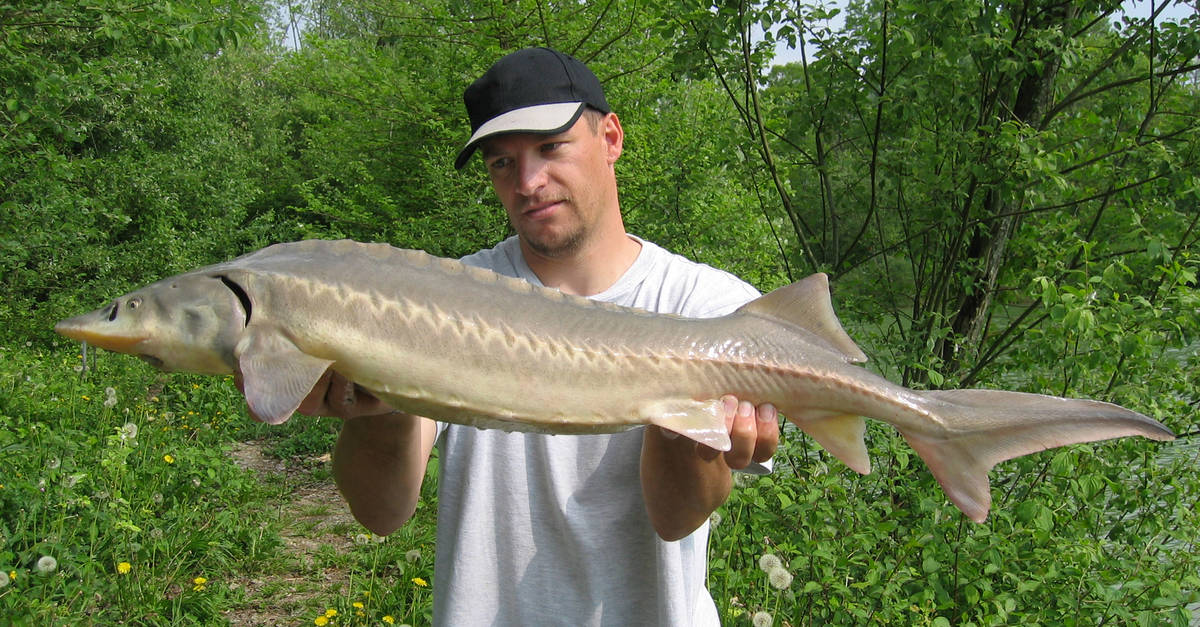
top-left (642, 399), bottom-right (730, 452)
top-left (786, 410), bottom-right (871, 474)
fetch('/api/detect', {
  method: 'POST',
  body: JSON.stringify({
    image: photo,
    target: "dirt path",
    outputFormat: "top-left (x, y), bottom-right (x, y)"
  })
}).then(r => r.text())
top-left (224, 439), bottom-right (360, 625)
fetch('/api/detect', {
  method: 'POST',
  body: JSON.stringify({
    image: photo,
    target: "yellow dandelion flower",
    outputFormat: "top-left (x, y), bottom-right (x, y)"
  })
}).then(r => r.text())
top-left (8, 571), bottom-right (16, 581)
top-left (325, 608), bottom-right (338, 617)
top-left (82, 395), bottom-right (91, 400)
top-left (117, 562), bottom-right (132, 574)
top-left (411, 577), bottom-right (428, 587)
top-left (163, 454), bottom-right (175, 464)
top-left (192, 576), bottom-right (207, 591)
top-left (314, 617), bottom-right (328, 626)
top-left (383, 617), bottom-right (395, 625)
top-left (352, 602), bottom-right (364, 609)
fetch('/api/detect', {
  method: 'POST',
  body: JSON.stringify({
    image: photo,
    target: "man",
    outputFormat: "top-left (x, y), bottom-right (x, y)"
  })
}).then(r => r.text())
top-left (286, 48), bottom-right (779, 625)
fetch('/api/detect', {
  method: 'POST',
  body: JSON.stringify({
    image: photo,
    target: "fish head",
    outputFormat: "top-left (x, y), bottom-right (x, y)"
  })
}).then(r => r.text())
top-left (55, 272), bottom-right (251, 375)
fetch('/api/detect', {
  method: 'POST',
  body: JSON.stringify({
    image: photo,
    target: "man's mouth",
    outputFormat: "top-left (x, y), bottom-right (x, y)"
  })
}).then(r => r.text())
top-left (524, 199), bottom-right (564, 218)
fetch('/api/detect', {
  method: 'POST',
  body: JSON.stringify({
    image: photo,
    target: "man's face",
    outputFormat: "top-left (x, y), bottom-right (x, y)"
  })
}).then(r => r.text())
top-left (479, 112), bottom-right (622, 259)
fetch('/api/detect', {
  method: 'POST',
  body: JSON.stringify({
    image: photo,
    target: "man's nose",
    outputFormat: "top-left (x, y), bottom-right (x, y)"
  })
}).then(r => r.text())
top-left (515, 155), bottom-right (549, 195)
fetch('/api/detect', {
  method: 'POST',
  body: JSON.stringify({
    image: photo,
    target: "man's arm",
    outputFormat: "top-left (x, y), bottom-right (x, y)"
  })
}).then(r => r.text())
top-left (640, 396), bottom-right (779, 541)
top-left (333, 409), bottom-right (438, 535)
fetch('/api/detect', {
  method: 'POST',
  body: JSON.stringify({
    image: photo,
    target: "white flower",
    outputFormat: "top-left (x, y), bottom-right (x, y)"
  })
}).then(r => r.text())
top-left (35, 555), bottom-right (58, 574)
top-left (758, 553), bottom-right (782, 573)
top-left (767, 566), bottom-right (793, 590)
top-left (752, 611), bottom-right (773, 627)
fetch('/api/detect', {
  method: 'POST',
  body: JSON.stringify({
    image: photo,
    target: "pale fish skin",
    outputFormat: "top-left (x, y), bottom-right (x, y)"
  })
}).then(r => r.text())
top-left (54, 239), bottom-right (1174, 522)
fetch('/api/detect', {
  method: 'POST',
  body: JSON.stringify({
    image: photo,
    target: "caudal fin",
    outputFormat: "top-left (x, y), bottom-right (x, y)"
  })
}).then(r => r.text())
top-left (901, 389), bottom-right (1174, 522)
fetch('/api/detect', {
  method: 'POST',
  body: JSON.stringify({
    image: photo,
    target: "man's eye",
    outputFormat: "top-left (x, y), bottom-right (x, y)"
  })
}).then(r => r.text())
top-left (541, 142), bottom-right (563, 153)
top-left (488, 157), bottom-right (511, 170)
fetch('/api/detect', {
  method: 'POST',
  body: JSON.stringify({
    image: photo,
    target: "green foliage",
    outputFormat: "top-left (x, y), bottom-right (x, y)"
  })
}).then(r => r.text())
top-left (0, 344), bottom-right (278, 622)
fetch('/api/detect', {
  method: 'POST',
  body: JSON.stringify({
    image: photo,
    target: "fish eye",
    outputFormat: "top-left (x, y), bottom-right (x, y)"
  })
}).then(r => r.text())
top-left (128, 298), bottom-right (142, 310)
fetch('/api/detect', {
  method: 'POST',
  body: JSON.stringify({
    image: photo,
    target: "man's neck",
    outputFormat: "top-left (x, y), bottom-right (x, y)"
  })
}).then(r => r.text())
top-left (520, 231), bottom-right (642, 297)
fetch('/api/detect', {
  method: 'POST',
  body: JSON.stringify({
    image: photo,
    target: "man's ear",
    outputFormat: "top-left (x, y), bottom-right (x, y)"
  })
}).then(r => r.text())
top-left (602, 112), bottom-right (624, 164)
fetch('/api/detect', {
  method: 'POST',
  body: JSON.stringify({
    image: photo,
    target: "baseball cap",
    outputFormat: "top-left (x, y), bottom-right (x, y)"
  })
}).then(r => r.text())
top-left (455, 47), bottom-right (611, 169)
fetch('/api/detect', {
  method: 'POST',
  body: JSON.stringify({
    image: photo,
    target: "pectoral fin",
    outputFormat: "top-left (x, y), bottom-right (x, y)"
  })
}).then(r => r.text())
top-left (643, 399), bottom-right (731, 452)
top-left (236, 327), bottom-right (334, 425)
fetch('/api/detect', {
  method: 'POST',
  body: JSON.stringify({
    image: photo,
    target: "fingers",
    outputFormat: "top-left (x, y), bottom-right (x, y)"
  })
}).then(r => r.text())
top-left (713, 395), bottom-right (780, 469)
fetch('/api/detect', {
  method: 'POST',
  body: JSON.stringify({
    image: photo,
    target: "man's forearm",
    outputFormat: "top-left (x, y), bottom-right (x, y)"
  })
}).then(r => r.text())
top-left (332, 411), bottom-right (437, 536)
top-left (640, 425), bottom-right (733, 542)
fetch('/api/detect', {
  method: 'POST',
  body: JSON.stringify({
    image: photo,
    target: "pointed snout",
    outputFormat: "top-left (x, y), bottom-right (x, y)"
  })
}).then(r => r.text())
top-left (54, 310), bottom-right (147, 353)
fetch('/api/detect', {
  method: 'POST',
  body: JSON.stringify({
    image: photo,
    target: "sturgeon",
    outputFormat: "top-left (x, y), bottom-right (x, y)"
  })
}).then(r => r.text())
top-left (55, 239), bottom-right (1173, 522)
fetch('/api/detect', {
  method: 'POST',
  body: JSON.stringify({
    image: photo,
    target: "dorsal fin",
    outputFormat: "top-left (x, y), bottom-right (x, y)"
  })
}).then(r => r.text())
top-left (738, 273), bottom-right (868, 363)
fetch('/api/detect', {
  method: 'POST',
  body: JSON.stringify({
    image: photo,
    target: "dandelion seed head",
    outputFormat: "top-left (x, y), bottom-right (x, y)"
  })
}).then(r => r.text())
top-left (104, 396), bottom-right (118, 408)
top-left (47, 457), bottom-right (60, 470)
top-left (768, 567), bottom-right (794, 590)
top-left (758, 553), bottom-right (782, 573)
top-left (35, 555), bottom-right (58, 574)
top-left (121, 423), bottom-right (138, 441)
top-left (405, 549), bottom-right (422, 563)
top-left (709, 511), bottom-right (722, 526)
top-left (752, 610), bottom-right (773, 627)
top-left (0, 571), bottom-right (9, 588)
top-left (74, 365), bottom-right (84, 373)
top-left (354, 533), bottom-right (370, 545)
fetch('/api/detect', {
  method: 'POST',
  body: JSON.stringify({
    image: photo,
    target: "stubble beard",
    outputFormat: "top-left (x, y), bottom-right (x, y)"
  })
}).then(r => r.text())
top-left (518, 197), bottom-right (592, 259)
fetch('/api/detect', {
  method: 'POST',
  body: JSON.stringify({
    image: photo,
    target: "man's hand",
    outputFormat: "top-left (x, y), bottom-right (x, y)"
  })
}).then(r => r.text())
top-left (233, 368), bottom-right (393, 421)
top-left (641, 395), bottom-right (780, 540)
top-left (698, 395), bottom-right (779, 468)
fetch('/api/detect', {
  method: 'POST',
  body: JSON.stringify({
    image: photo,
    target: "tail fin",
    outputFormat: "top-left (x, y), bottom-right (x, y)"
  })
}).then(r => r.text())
top-left (902, 389), bottom-right (1174, 522)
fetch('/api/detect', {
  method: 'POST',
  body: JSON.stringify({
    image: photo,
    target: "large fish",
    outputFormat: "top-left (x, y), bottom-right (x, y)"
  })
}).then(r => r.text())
top-left (55, 239), bottom-right (1173, 522)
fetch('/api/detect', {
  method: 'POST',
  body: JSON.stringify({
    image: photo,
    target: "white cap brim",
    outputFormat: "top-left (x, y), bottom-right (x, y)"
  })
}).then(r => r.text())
top-left (455, 102), bottom-right (584, 168)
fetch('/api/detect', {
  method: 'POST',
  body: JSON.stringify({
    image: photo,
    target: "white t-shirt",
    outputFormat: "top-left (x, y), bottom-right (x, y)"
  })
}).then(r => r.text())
top-left (430, 234), bottom-right (761, 626)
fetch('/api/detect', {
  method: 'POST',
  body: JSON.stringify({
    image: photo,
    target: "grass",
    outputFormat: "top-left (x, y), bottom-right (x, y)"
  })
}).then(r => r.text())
top-left (2, 340), bottom-right (1196, 625)
top-left (0, 343), bottom-right (436, 625)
